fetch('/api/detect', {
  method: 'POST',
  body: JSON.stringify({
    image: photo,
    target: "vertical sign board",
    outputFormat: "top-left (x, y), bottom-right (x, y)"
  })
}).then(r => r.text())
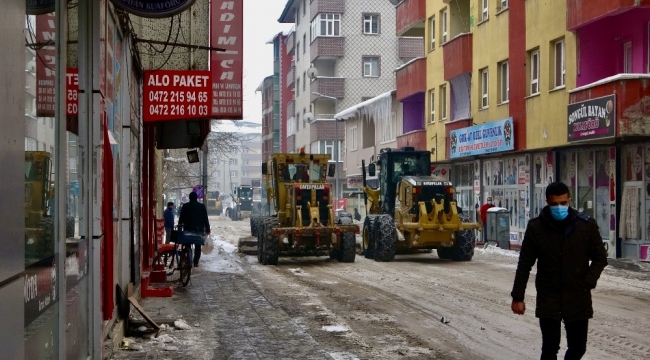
top-left (36, 13), bottom-right (56, 117)
top-left (66, 68), bottom-right (79, 116)
top-left (210, 0), bottom-right (244, 119)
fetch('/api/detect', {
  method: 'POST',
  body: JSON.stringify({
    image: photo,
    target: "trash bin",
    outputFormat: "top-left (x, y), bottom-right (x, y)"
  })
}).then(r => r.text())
top-left (487, 207), bottom-right (510, 249)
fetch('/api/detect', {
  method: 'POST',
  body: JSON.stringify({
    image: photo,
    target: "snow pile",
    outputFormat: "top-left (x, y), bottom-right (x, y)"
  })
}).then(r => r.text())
top-left (322, 325), bottom-right (349, 333)
top-left (174, 319), bottom-right (191, 330)
top-left (475, 245), bottom-right (520, 258)
top-left (329, 353), bottom-right (360, 360)
top-left (289, 268), bottom-right (310, 276)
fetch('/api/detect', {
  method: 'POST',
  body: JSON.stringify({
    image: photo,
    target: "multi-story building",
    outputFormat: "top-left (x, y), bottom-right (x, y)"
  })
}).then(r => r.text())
top-left (258, 75), bottom-right (278, 158)
top-left (278, 0), bottom-right (400, 200)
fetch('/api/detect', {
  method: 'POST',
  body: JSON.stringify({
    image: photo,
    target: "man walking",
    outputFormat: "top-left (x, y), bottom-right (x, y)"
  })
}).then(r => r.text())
top-left (477, 196), bottom-right (494, 244)
top-left (164, 202), bottom-right (175, 244)
top-left (511, 182), bottom-right (608, 359)
top-left (178, 192), bottom-right (211, 267)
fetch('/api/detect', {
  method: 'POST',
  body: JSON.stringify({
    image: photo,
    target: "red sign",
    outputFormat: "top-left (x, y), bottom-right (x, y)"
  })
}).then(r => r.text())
top-left (66, 69), bottom-right (79, 116)
top-left (210, 0), bottom-right (244, 119)
top-left (36, 13), bottom-right (56, 117)
top-left (142, 70), bottom-right (212, 122)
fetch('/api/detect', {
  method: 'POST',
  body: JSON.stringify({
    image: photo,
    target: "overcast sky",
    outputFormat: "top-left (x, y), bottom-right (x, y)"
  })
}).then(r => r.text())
top-left (241, 1), bottom-right (292, 124)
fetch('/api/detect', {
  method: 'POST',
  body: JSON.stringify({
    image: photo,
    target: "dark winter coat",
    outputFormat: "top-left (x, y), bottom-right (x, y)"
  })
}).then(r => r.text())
top-left (511, 206), bottom-right (608, 322)
top-left (178, 199), bottom-right (211, 233)
top-left (164, 208), bottom-right (175, 229)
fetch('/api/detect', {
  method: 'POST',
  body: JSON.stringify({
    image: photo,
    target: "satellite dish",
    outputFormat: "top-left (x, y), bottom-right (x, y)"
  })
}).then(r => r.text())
top-left (304, 112), bottom-right (314, 123)
top-left (307, 67), bottom-right (318, 80)
top-left (388, 0), bottom-right (401, 5)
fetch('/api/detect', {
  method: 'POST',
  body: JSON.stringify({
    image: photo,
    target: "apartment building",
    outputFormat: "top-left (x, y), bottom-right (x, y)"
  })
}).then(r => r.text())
top-left (278, 0), bottom-right (400, 200)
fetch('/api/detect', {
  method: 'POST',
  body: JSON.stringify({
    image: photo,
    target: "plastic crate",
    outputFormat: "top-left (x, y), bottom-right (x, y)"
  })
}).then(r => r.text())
top-left (177, 231), bottom-right (205, 245)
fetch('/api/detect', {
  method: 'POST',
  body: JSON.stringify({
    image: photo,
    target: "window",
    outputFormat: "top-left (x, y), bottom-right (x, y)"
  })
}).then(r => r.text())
top-left (242, 171), bottom-right (249, 177)
top-left (530, 49), bottom-right (540, 95)
top-left (302, 0), bottom-right (306, 15)
top-left (324, 140), bottom-right (335, 158)
top-left (349, 126), bottom-right (358, 150)
top-left (499, 61), bottom-right (509, 103)
top-left (440, 9), bottom-right (447, 44)
top-left (554, 40), bottom-right (565, 88)
top-left (296, 77), bottom-right (300, 96)
top-left (303, 34), bottom-right (306, 52)
top-left (302, 71), bottom-right (306, 91)
top-left (303, 108), bottom-right (306, 128)
top-left (429, 89), bottom-right (435, 123)
top-left (229, 158), bottom-right (238, 165)
top-left (623, 41), bottom-right (632, 73)
top-left (311, 13), bottom-right (341, 41)
top-left (439, 84), bottom-right (447, 120)
top-left (500, 0), bottom-right (508, 10)
top-left (296, 42), bottom-right (300, 60)
top-left (363, 14), bottom-right (379, 34)
top-left (230, 171), bottom-right (237, 177)
top-left (429, 16), bottom-right (435, 50)
top-left (381, 112), bottom-right (396, 142)
top-left (363, 57), bottom-right (379, 77)
top-left (480, 68), bottom-right (489, 109)
top-left (296, 4), bottom-right (300, 25)
top-left (482, 0), bottom-right (488, 21)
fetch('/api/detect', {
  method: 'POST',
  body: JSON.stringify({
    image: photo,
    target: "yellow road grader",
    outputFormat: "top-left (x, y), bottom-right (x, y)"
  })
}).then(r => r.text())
top-left (361, 147), bottom-right (480, 262)
top-left (248, 150), bottom-right (359, 265)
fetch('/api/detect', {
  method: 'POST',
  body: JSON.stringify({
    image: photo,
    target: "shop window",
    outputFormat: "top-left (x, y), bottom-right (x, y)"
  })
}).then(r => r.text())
top-left (622, 145), bottom-right (643, 182)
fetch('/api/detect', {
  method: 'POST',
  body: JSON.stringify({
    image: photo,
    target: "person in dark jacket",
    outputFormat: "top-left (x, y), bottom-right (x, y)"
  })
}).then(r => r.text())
top-left (511, 181), bottom-right (608, 360)
top-left (178, 192), bottom-right (211, 267)
top-left (163, 202), bottom-right (175, 244)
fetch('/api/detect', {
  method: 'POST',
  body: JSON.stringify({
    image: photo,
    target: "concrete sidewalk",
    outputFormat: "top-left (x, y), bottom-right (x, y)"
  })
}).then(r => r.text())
top-left (108, 263), bottom-right (338, 360)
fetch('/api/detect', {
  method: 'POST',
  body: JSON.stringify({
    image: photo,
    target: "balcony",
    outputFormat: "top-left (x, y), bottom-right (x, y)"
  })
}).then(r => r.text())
top-left (396, 0), bottom-right (426, 37)
top-left (396, 129), bottom-right (427, 150)
top-left (285, 31), bottom-right (295, 55)
top-left (286, 99), bottom-right (295, 119)
top-left (286, 134), bottom-right (296, 152)
top-left (310, 36), bottom-right (345, 62)
top-left (398, 37), bottom-right (424, 59)
top-left (396, 57), bottom-right (426, 101)
top-left (286, 61), bottom-right (296, 89)
top-left (443, 33), bottom-right (473, 81)
top-left (567, 0), bottom-right (650, 29)
top-left (569, 74), bottom-right (650, 137)
top-left (310, 0), bottom-right (345, 19)
top-left (310, 77), bottom-right (345, 102)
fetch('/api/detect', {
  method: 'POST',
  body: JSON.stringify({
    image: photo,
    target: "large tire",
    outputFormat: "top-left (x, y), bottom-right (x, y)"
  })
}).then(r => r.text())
top-left (250, 216), bottom-right (260, 236)
top-left (436, 247), bottom-right (453, 260)
top-left (362, 215), bottom-right (377, 259)
top-left (339, 233), bottom-right (356, 263)
top-left (452, 213), bottom-right (476, 261)
top-left (373, 215), bottom-right (396, 262)
top-left (261, 218), bottom-right (279, 265)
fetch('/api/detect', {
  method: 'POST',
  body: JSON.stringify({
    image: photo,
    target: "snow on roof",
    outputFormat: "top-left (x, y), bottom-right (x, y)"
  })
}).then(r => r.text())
top-left (394, 57), bottom-right (424, 72)
top-left (569, 73), bottom-right (650, 93)
top-left (334, 90), bottom-right (395, 120)
top-left (211, 120), bottom-right (262, 134)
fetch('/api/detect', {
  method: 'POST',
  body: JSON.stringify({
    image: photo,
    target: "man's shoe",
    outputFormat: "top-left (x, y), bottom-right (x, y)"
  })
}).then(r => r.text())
top-left (193, 263), bottom-right (199, 268)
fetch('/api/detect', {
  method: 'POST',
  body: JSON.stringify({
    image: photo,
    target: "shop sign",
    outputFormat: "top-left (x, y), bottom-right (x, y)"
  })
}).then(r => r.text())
top-left (35, 13), bottom-right (56, 117)
top-left (24, 255), bottom-right (58, 328)
top-left (567, 94), bottom-right (616, 142)
top-left (449, 118), bottom-right (514, 159)
top-left (347, 176), bottom-right (363, 189)
top-left (26, 0), bottom-right (55, 15)
top-left (430, 165), bottom-right (450, 180)
top-left (110, 0), bottom-right (196, 18)
top-left (210, 0), bottom-right (244, 118)
top-left (143, 70), bottom-right (212, 122)
top-left (66, 68), bottom-right (79, 116)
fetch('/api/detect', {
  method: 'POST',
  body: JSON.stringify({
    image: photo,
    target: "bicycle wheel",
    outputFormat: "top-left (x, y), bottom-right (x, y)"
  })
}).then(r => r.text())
top-left (178, 247), bottom-right (192, 287)
top-left (152, 250), bottom-right (181, 283)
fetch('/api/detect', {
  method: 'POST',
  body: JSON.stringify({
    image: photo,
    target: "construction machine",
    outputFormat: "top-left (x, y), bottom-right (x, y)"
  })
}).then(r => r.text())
top-left (228, 185), bottom-right (254, 220)
top-left (206, 191), bottom-right (223, 216)
top-left (361, 147), bottom-right (480, 262)
top-left (247, 149), bottom-right (358, 264)
top-left (25, 151), bottom-right (56, 263)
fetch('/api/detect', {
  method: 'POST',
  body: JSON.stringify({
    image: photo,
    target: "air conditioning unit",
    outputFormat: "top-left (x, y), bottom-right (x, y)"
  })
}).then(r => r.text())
top-left (640, 244), bottom-right (650, 262)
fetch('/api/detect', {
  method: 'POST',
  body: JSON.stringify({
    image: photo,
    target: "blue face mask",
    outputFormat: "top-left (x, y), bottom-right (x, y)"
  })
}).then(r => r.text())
top-left (549, 205), bottom-right (569, 220)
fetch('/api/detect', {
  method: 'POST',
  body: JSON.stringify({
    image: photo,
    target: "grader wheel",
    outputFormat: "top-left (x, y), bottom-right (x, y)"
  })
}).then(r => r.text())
top-left (373, 215), bottom-right (396, 262)
top-left (362, 215), bottom-right (377, 259)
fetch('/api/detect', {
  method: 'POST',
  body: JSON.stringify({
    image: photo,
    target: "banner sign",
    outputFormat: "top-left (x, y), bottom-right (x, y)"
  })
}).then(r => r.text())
top-left (24, 254), bottom-right (58, 328)
top-left (143, 70), bottom-right (212, 122)
top-left (66, 68), bottom-right (79, 116)
top-left (567, 94), bottom-right (616, 142)
top-left (449, 117), bottom-right (514, 158)
top-left (110, 0), bottom-right (196, 18)
top-left (36, 13), bottom-right (56, 117)
top-left (26, 0), bottom-right (55, 15)
top-left (210, 0), bottom-right (244, 119)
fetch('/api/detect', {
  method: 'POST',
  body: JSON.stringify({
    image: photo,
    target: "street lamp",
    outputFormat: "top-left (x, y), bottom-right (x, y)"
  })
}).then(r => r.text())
top-left (310, 91), bottom-right (340, 204)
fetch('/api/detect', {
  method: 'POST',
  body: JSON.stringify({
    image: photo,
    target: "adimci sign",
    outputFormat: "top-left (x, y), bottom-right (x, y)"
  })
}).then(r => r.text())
top-left (111, 0), bottom-right (197, 18)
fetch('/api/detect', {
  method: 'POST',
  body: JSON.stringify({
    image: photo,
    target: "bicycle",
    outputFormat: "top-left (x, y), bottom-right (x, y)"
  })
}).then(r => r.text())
top-left (152, 226), bottom-right (205, 287)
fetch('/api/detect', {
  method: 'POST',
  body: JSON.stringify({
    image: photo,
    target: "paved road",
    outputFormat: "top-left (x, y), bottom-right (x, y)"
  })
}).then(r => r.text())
top-left (110, 215), bottom-right (650, 359)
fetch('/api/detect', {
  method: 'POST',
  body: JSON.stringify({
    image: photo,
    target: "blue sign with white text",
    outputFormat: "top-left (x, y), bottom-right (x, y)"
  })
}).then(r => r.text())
top-left (449, 118), bottom-right (514, 158)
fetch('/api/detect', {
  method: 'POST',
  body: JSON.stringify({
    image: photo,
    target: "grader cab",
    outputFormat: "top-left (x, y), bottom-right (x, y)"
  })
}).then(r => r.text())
top-left (361, 147), bottom-right (479, 262)
top-left (249, 150), bottom-right (358, 265)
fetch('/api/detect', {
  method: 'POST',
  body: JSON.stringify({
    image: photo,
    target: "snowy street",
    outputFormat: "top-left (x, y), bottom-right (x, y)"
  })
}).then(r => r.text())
top-left (112, 215), bottom-right (650, 359)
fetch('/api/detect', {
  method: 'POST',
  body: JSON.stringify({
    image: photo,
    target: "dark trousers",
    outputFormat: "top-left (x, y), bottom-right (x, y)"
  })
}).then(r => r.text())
top-left (539, 318), bottom-right (589, 360)
top-left (193, 245), bottom-right (202, 265)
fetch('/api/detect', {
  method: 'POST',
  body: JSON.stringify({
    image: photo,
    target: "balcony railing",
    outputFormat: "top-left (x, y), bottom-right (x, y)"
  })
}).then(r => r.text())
top-left (396, 57), bottom-right (426, 101)
top-left (396, 129), bottom-right (427, 150)
top-left (310, 77), bottom-right (345, 102)
top-left (567, 0), bottom-right (650, 30)
top-left (285, 30), bottom-right (295, 55)
top-left (443, 33), bottom-right (473, 81)
top-left (310, 0), bottom-right (345, 19)
top-left (286, 99), bottom-right (295, 119)
top-left (286, 61), bottom-right (296, 88)
top-left (398, 37), bottom-right (424, 59)
top-left (396, 0), bottom-right (426, 37)
top-left (310, 36), bottom-right (345, 62)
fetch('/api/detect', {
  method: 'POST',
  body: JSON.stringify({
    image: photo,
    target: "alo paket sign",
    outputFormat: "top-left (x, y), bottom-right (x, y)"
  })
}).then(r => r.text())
top-left (449, 118), bottom-right (514, 159)
top-left (110, 0), bottom-right (196, 18)
top-left (143, 70), bottom-right (212, 122)
top-left (567, 95), bottom-right (616, 142)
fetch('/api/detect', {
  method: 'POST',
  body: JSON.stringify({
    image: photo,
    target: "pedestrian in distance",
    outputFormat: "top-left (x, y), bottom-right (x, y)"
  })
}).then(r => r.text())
top-left (353, 207), bottom-right (361, 221)
top-left (164, 202), bottom-right (175, 244)
top-left (477, 196), bottom-right (495, 244)
top-left (510, 181), bottom-right (608, 360)
top-left (178, 192), bottom-right (211, 267)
